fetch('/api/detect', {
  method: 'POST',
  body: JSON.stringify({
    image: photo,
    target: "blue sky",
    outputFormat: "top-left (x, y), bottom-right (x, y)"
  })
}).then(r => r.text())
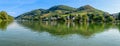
top-left (0, 0), bottom-right (120, 17)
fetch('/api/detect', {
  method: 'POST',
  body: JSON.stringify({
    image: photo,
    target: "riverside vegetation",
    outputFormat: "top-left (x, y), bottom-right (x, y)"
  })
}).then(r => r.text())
top-left (15, 5), bottom-right (117, 23)
top-left (0, 11), bottom-right (14, 22)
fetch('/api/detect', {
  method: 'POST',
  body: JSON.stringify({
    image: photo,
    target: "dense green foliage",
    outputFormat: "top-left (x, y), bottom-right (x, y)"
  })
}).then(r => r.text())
top-left (15, 5), bottom-right (115, 22)
top-left (0, 11), bottom-right (14, 21)
top-left (117, 12), bottom-right (120, 20)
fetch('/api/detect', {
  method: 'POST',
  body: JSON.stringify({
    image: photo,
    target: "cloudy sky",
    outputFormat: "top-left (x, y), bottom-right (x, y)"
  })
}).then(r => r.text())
top-left (0, 0), bottom-right (120, 17)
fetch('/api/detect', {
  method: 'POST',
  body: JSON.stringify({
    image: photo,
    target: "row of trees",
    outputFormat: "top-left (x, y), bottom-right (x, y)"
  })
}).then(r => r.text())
top-left (73, 13), bottom-right (115, 23)
top-left (38, 13), bottom-right (115, 23)
top-left (20, 13), bottom-right (115, 23)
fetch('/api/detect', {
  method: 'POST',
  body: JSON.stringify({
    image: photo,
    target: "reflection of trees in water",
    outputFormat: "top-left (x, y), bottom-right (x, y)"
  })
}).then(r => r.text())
top-left (116, 24), bottom-right (120, 31)
top-left (17, 21), bottom-right (115, 38)
top-left (0, 21), bottom-right (13, 31)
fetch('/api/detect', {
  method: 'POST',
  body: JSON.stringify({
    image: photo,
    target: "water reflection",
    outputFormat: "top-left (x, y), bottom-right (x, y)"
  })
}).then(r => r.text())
top-left (16, 21), bottom-right (116, 38)
top-left (0, 21), bottom-right (13, 31)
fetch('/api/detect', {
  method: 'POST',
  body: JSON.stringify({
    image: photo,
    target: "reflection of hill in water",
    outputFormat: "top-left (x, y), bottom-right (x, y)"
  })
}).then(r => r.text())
top-left (0, 21), bottom-right (13, 31)
top-left (17, 21), bottom-right (115, 37)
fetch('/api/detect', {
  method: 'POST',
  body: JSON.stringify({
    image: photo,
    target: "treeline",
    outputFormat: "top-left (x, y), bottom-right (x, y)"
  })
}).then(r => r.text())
top-left (57, 13), bottom-right (115, 23)
top-left (0, 11), bottom-right (14, 22)
top-left (17, 12), bottom-right (115, 23)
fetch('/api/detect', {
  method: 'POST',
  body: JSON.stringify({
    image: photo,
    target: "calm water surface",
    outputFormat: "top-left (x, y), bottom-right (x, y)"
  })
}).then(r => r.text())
top-left (0, 21), bottom-right (120, 46)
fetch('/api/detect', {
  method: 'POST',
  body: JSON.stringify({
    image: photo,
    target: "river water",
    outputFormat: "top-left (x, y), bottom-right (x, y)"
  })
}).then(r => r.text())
top-left (0, 21), bottom-right (120, 46)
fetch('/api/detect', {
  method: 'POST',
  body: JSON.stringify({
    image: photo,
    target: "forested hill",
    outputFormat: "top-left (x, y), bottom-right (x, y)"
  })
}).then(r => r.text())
top-left (0, 11), bottom-right (14, 21)
top-left (15, 5), bottom-right (114, 22)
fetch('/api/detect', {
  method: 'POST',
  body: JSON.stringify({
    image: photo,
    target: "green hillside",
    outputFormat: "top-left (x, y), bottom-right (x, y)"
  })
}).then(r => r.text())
top-left (0, 11), bottom-right (14, 22)
top-left (15, 5), bottom-right (114, 22)
top-left (48, 5), bottom-right (76, 11)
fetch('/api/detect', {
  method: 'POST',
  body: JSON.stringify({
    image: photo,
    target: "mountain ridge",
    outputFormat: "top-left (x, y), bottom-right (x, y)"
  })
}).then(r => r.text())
top-left (15, 5), bottom-right (114, 22)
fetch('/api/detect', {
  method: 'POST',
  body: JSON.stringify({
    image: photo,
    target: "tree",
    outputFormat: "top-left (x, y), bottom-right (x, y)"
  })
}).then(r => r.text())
top-left (105, 16), bottom-right (115, 22)
top-left (0, 11), bottom-right (8, 20)
top-left (118, 12), bottom-right (120, 20)
top-left (93, 15), bottom-right (104, 22)
top-left (74, 14), bottom-right (82, 22)
top-left (0, 11), bottom-right (14, 21)
top-left (87, 13), bottom-right (94, 22)
top-left (82, 15), bottom-right (88, 22)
